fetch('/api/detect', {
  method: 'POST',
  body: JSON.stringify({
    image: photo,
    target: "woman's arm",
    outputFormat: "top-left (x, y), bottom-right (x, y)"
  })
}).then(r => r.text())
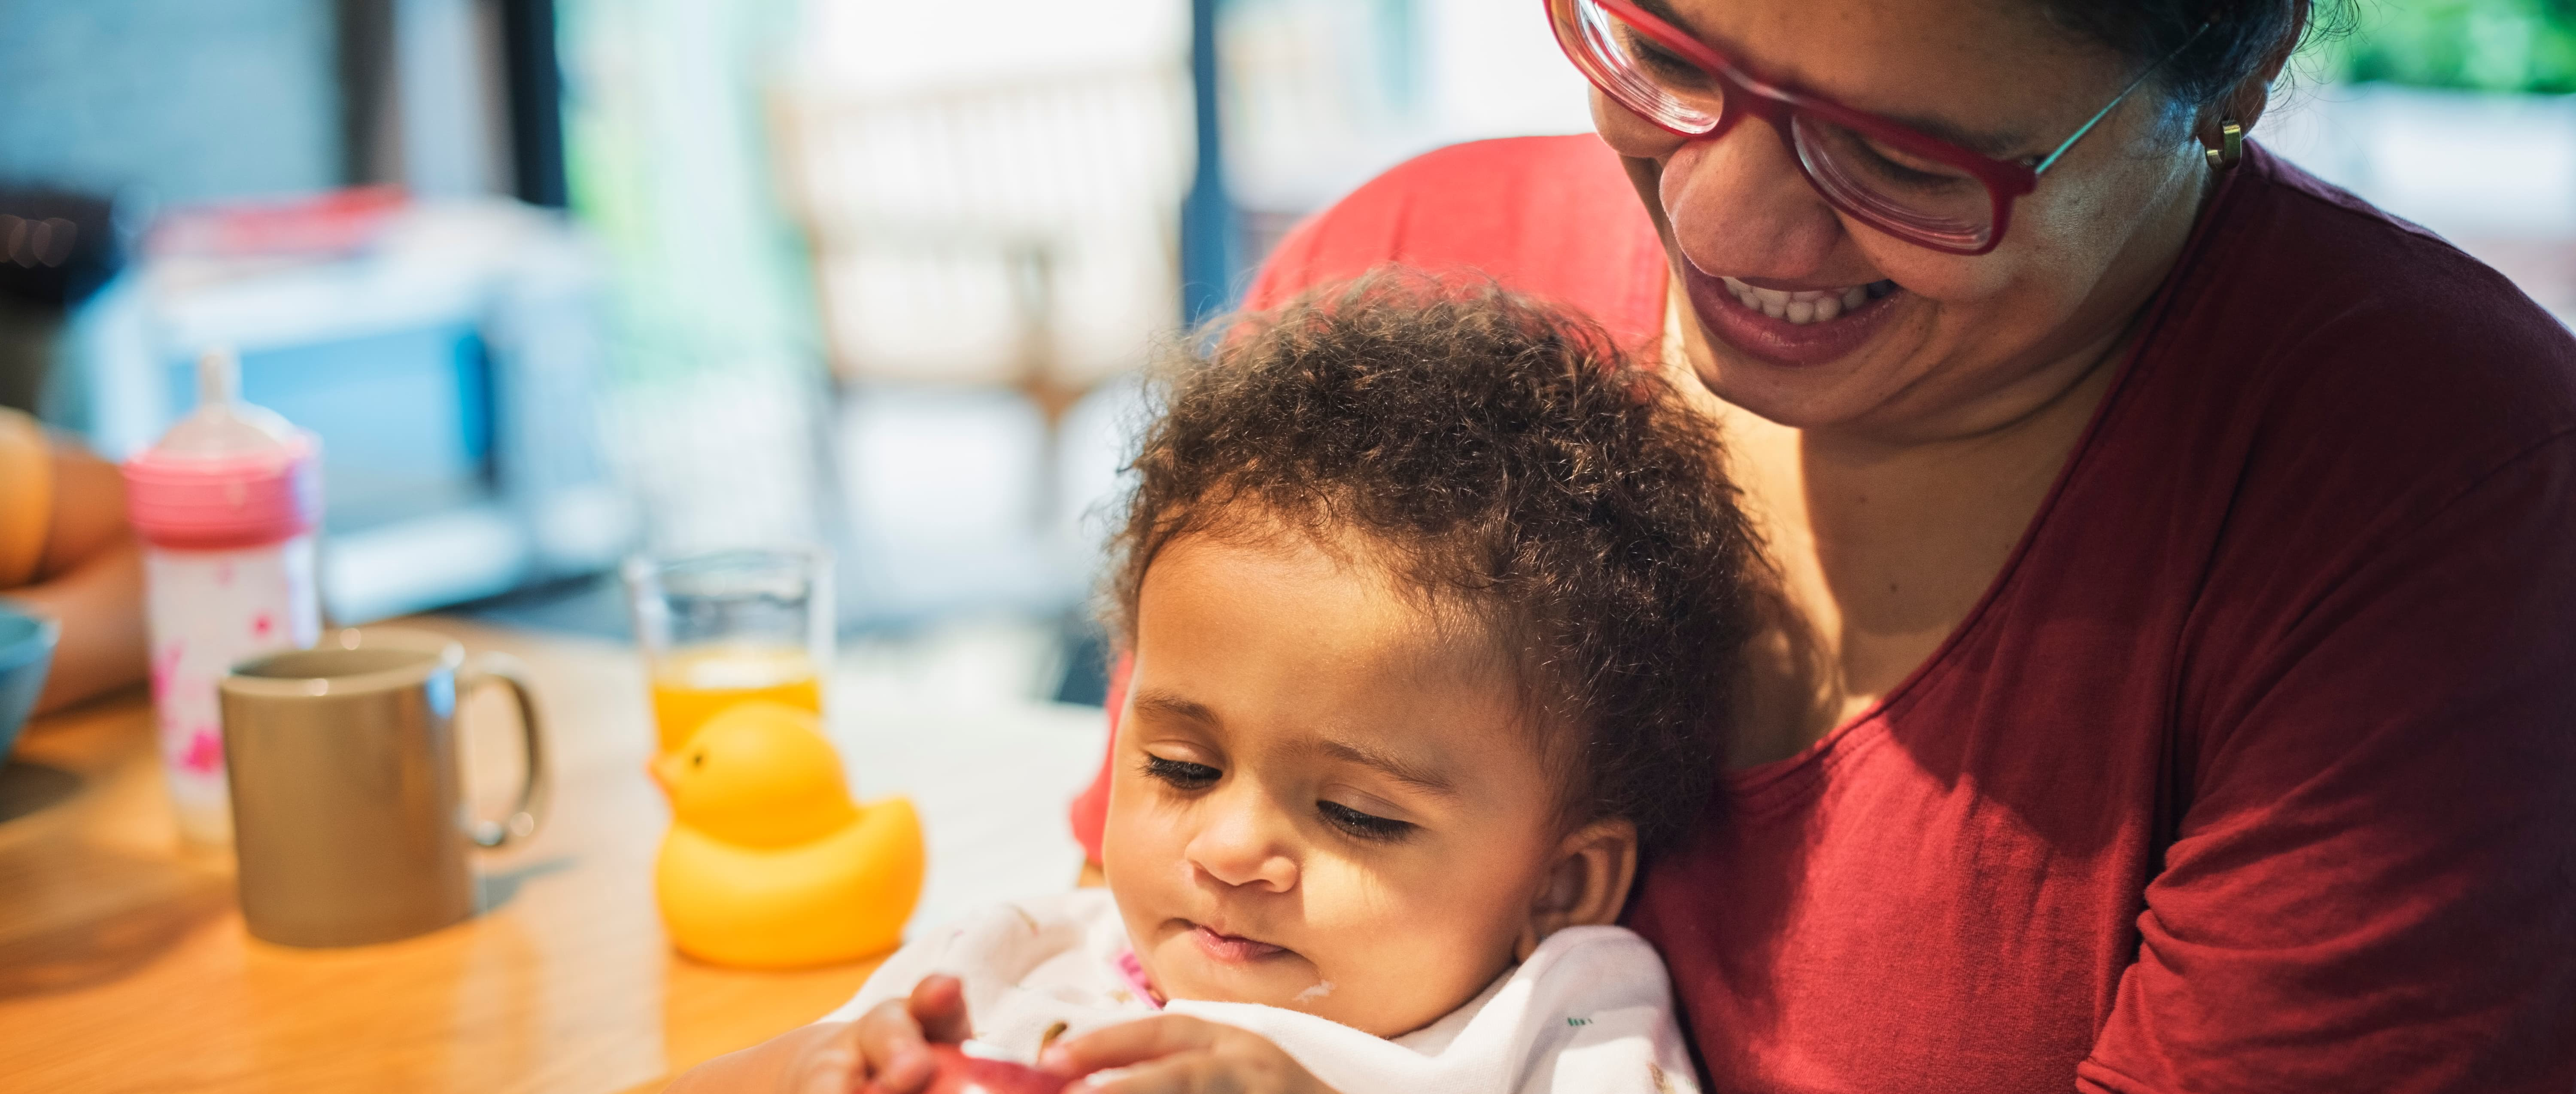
top-left (3, 431), bottom-right (147, 715)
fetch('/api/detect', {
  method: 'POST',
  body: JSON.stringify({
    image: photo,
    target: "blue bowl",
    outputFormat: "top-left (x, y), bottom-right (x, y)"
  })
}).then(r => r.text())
top-left (0, 606), bottom-right (60, 763)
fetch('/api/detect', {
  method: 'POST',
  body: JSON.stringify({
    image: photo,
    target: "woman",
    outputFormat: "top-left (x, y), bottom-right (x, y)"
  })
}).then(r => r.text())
top-left (1, 406), bottom-right (147, 714)
top-left (856, 0), bottom-right (2576, 1089)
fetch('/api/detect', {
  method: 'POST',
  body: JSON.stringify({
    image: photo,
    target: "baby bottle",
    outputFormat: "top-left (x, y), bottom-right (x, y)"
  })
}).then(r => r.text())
top-left (121, 348), bottom-right (324, 845)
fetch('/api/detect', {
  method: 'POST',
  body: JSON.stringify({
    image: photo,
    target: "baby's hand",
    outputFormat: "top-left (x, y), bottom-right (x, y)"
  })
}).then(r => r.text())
top-left (1040, 1015), bottom-right (1339, 1094)
top-left (848, 974), bottom-right (975, 1093)
top-left (665, 974), bottom-right (972, 1094)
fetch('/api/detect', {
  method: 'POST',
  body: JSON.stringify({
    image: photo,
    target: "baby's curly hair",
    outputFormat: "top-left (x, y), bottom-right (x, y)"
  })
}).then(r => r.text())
top-left (1104, 271), bottom-right (1761, 851)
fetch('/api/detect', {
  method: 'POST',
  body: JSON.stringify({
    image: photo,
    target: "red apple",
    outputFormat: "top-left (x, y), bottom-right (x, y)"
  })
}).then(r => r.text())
top-left (872, 1043), bottom-right (1069, 1094)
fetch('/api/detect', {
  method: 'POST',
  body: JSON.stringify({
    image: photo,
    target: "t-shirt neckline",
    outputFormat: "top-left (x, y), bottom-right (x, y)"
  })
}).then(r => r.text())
top-left (1680, 155), bottom-right (2260, 810)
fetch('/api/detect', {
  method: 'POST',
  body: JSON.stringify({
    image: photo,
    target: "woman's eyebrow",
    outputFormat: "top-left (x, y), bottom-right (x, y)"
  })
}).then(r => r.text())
top-left (1626, 0), bottom-right (2029, 158)
top-left (1875, 110), bottom-right (2030, 160)
top-left (1313, 738), bottom-right (1460, 798)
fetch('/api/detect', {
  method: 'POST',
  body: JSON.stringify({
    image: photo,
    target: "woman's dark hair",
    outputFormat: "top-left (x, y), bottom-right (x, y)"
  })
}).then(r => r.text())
top-left (2038, 0), bottom-right (2346, 115)
top-left (1104, 270), bottom-right (1762, 851)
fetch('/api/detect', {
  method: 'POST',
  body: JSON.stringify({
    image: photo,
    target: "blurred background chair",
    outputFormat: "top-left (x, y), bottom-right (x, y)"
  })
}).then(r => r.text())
top-left (771, 65), bottom-right (1190, 637)
top-left (777, 67), bottom-right (1189, 419)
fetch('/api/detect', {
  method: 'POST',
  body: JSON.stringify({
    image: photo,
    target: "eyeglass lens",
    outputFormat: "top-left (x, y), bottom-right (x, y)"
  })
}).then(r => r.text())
top-left (1789, 115), bottom-right (1995, 249)
top-left (1565, 0), bottom-right (1999, 250)
top-left (1567, 0), bottom-right (1720, 132)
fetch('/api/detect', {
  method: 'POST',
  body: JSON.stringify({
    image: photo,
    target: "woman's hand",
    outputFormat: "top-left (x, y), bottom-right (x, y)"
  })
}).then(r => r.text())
top-left (1041, 1015), bottom-right (1340, 1094)
top-left (663, 974), bottom-right (971, 1094)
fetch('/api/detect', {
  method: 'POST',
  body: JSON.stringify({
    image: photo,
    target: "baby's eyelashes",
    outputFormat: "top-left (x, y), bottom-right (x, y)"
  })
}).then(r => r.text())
top-left (1136, 747), bottom-right (1420, 842)
top-left (1318, 799), bottom-right (1415, 842)
top-left (1141, 754), bottom-right (1221, 789)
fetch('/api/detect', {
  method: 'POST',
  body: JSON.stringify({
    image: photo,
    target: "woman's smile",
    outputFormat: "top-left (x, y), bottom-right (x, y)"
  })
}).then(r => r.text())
top-left (1680, 259), bottom-right (1908, 367)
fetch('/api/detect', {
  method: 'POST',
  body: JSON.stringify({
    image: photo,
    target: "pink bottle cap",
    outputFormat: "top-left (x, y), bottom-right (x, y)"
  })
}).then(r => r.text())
top-left (122, 348), bottom-right (322, 550)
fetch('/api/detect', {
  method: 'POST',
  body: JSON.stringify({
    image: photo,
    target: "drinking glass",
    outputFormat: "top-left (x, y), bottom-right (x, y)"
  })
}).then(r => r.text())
top-left (623, 547), bottom-right (833, 754)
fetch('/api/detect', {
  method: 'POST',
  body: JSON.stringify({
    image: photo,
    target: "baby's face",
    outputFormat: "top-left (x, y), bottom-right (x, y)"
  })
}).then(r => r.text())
top-left (1101, 531), bottom-right (1577, 1037)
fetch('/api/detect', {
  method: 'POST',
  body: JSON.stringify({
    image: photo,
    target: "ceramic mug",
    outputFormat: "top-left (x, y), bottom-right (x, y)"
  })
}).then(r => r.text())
top-left (218, 627), bottom-right (546, 946)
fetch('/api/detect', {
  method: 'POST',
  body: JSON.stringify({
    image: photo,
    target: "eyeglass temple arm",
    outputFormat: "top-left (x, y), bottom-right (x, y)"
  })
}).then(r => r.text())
top-left (2030, 21), bottom-right (2215, 176)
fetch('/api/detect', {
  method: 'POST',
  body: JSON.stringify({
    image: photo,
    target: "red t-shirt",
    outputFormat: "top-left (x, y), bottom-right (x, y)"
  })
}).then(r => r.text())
top-left (1069, 135), bottom-right (2576, 1091)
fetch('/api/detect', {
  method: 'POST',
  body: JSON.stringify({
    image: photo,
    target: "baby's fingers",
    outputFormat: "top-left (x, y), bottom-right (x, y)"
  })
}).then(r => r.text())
top-left (908, 975), bottom-right (973, 1045)
top-left (1069, 1048), bottom-right (1324, 1094)
top-left (1063, 1054), bottom-right (1215, 1094)
top-left (851, 1005), bottom-right (933, 1094)
top-left (854, 975), bottom-right (969, 1094)
top-left (1039, 1015), bottom-right (1222, 1078)
top-left (787, 1029), bottom-right (863, 1094)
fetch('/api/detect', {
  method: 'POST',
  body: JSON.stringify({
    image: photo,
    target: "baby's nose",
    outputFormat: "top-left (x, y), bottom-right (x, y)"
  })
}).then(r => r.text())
top-left (1185, 802), bottom-right (1297, 892)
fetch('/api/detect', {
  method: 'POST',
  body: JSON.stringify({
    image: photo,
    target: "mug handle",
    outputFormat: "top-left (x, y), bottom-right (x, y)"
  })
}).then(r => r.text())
top-left (460, 653), bottom-right (549, 849)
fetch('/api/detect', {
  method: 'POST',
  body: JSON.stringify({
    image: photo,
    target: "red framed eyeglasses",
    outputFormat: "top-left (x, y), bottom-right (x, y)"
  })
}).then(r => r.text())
top-left (1547, 0), bottom-right (2207, 255)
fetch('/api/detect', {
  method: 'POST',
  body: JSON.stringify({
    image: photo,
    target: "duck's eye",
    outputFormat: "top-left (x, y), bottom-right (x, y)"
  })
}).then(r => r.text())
top-left (691, 752), bottom-right (705, 769)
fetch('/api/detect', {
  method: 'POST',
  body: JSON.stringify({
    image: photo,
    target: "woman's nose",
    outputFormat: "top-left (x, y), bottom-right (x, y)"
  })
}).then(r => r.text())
top-left (1185, 795), bottom-right (1297, 893)
top-left (1660, 118), bottom-right (1844, 281)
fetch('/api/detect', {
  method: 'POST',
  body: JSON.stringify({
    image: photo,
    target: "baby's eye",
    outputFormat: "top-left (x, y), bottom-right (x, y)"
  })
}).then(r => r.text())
top-left (1317, 800), bottom-right (1414, 842)
top-left (1141, 754), bottom-right (1221, 789)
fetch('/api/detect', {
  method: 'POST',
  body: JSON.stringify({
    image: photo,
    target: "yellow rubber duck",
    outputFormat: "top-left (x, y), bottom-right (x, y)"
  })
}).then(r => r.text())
top-left (650, 701), bottom-right (924, 968)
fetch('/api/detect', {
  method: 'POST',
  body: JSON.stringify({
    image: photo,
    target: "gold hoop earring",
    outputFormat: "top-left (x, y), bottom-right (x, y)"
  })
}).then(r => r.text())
top-left (2204, 119), bottom-right (2243, 170)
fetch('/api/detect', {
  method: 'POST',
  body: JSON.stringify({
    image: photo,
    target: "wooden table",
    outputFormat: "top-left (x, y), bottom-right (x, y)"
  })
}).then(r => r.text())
top-left (0, 618), bottom-right (1106, 1093)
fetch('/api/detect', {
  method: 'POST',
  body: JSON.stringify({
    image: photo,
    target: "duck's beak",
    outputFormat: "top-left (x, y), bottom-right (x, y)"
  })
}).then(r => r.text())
top-left (648, 751), bottom-right (680, 798)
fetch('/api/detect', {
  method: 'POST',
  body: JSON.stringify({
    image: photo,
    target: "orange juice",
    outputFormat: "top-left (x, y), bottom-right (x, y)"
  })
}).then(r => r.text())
top-left (650, 644), bottom-right (824, 753)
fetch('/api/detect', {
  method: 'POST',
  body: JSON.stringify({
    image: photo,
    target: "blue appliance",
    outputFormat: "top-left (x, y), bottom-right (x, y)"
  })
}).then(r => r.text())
top-left (70, 198), bottom-right (634, 623)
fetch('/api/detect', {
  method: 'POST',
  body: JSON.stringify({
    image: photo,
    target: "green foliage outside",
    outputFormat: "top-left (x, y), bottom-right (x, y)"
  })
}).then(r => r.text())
top-left (2310, 0), bottom-right (2576, 94)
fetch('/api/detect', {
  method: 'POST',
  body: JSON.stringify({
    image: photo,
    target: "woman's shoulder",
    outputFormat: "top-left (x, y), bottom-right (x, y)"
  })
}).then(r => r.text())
top-left (1246, 135), bottom-right (1668, 345)
top-left (2083, 145), bottom-right (2576, 724)
top-left (2190, 144), bottom-right (2576, 421)
top-left (2135, 144), bottom-right (2576, 513)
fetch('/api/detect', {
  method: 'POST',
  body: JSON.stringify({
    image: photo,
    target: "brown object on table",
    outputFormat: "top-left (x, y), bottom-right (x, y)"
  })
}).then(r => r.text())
top-left (222, 629), bottom-right (547, 949)
top-left (0, 619), bottom-right (882, 1093)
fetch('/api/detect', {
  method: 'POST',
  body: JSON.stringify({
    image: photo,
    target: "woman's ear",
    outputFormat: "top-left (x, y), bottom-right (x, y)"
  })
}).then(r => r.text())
top-left (2209, 27), bottom-right (2302, 140)
top-left (1515, 817), bottom-right (1640, 961)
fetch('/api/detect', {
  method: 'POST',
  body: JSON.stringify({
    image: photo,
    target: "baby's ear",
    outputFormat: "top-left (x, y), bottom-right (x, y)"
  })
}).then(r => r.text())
top-left (1515, 817), bottom-right (1639, 961)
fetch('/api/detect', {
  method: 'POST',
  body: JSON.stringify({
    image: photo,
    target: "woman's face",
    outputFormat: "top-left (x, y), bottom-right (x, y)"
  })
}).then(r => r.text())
top-left (1601, 0), bottom-right (2217, 441)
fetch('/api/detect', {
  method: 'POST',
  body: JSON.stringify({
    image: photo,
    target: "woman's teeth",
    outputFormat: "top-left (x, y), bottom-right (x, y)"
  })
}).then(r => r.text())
top-left (1719, 277), bottom-right (1897, 324)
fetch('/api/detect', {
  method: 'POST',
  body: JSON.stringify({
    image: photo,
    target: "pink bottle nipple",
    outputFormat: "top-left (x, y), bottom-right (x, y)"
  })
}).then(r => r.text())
top-left (121, 348), bottom-right (321, 550)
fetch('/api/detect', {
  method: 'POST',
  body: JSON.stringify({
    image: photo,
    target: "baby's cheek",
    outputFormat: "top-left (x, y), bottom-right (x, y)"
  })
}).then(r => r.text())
top-left (1099, 801), bottom-right (1173, 917)
top-left (1292, 861), bottom-right (1522, 1036)
top-left (1100, 773), bottom-right (1182, 875)
top-left (1301, 920), bottom-right (1447, 1015)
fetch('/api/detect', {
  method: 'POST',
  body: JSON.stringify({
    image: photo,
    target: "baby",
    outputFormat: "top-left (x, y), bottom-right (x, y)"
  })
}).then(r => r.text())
top-left (675, 274), bottom-right (1759, 1094)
